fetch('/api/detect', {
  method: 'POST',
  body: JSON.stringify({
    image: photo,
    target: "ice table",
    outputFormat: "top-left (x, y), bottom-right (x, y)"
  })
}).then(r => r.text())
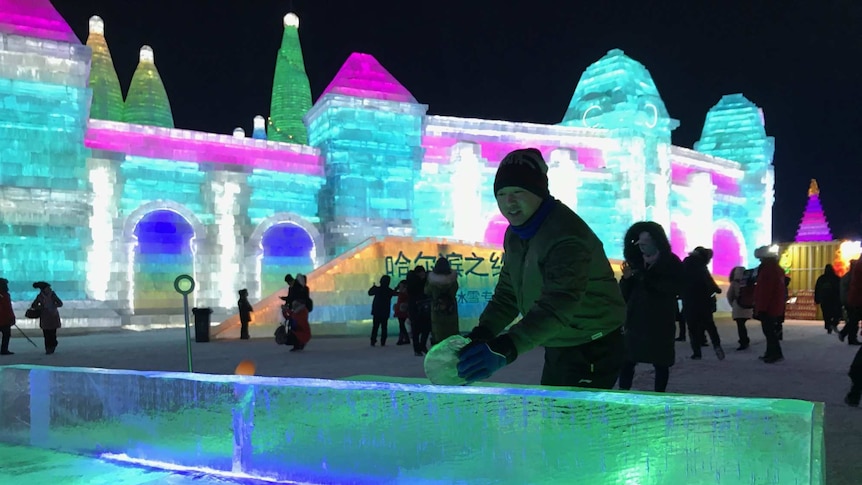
top-left (0, 365), bottom-right (824, 484)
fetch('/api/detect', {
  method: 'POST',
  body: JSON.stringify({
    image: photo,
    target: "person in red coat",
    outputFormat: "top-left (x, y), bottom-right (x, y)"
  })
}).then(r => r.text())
top-left (284, 299), bottom-right (311, 352)
top-left (753, 246), bottom-right (786, 363)
top-left (0, 278), bottom-right (15, 355)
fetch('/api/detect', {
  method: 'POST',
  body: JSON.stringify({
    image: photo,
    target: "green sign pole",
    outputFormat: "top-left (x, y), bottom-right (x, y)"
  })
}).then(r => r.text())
top-left (174, 274), bottom-right (196, 373)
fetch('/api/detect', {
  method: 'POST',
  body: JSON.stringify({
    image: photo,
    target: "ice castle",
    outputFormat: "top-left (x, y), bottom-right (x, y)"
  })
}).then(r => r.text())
top-left (0, 2), bottom-right (774, 328)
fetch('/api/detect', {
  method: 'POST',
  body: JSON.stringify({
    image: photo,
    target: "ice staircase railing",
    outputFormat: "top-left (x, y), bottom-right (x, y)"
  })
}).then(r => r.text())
top-left (0, 364), bottom-right (824, 485)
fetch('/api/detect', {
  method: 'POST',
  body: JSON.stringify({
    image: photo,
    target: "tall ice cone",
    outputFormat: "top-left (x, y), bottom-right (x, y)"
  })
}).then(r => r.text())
top-left (268, 13), bottom-right (312, 144)
top-left (86, 16), bottom-right (124, 121)
top-left (124, 45), bottom-right (174, 128)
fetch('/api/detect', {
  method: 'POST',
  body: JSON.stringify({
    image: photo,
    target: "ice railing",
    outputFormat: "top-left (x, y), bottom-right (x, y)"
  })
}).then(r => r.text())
top-left (0, 365), bottom-right (824, 485)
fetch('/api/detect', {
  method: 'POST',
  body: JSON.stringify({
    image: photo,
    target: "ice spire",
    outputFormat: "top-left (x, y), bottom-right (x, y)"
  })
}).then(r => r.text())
top-left (252, 115), bottom-right (267, 140)
top-left (124, 45), bottom-right (175, 128)
top-left (85, 16), bottom-right (124, 122)
top-left (268, 12), bottom-right (312, 144)
top-left (795, 179), bottom-right (834, 242)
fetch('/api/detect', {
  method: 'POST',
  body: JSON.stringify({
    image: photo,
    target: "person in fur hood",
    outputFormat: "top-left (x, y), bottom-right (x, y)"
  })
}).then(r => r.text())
top-left (425, 257), bottom-right (460, 346)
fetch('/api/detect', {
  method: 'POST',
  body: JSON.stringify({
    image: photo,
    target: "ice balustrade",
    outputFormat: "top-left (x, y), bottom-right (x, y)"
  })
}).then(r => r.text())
top-left (0, 364), bottom-right (824, 485)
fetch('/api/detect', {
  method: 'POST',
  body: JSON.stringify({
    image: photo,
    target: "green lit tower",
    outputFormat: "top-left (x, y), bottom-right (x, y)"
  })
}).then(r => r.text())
top-left (124, 45), bottom-right (174, 128)
top-left (85, 16), bottom-right (123, 121)
top-left (268, 13), bottom-right (312, 144)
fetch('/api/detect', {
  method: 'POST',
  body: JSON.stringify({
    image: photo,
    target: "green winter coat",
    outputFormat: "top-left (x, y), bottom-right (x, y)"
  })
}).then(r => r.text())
top-left (425, 271), bottom-right (460, 343)
top-left (477, 200), bottom-right (625, 355)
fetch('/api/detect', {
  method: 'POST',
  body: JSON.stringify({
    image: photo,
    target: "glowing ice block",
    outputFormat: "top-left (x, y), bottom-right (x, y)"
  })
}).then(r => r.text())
top-left (0, 365), bottom-right (824, 484)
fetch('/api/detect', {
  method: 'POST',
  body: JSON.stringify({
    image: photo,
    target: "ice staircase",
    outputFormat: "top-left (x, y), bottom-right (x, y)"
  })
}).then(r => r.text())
top-left (212, 236), bottom-right (510, 339)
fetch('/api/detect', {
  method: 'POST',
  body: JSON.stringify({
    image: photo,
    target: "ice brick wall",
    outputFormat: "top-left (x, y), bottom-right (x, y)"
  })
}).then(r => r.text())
top-left (0, 365), bottom-right (824, 485)
top-left (0, 32), bottom-right (93, 301)
top-left (82, 121), bottom-right (326, 312)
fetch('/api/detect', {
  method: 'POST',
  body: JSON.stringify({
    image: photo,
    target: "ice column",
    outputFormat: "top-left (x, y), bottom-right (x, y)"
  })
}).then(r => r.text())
top-left (548, 149), bottom-right (581, 212)
top-left (451, 143), bottom-right (485, 242)
top-left (86, 163), bottom-right (117, 300)
top-left (688, 172), bottom-right (715, 256)
top-left (211, 176), bottom-right (243, 308)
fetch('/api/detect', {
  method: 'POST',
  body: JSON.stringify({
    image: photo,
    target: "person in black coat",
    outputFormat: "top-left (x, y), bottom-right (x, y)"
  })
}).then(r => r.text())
top-left (406, 266), bottom-right (432, 356)
top-left (617, 221), bottom-right (684, 392)
top-left (682, 247), bottom-right (725, 360)
top-left (368, 275), bottom-right (397, 346)
top-left (237, 288), bottom-right (253, 340)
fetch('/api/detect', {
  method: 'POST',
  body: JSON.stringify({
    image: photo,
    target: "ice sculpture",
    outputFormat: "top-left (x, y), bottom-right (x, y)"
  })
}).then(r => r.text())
top-left (795, 179), bottom-right (834, 242)
top-left (267, 13), bottom-right (312, 144)
top-left (85, 16), bottom-right (123, 122)
top-left (124, 46), bottom-right (174, 128)
top-left (0, 365), bottom-right (825, 484)
top-left (0, 5), bottom-right (774, 327)
top-left (306, 52), bottom-right (427, 257)
top-left (0, 0), bottom-right (92, 301)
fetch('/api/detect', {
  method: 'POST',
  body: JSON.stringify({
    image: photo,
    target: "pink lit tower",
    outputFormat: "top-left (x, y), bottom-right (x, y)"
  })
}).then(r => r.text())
top-left (795, 179), bottom-right (834, 242)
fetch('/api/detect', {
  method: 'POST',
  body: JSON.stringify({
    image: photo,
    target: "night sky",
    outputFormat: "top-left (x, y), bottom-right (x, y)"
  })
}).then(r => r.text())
top-left (51, 0), bottom-right (862, 242)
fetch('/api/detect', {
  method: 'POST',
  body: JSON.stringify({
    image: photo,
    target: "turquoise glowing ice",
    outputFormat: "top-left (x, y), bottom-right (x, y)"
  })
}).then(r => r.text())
top-left (0, 365), bottom-right (825, 484)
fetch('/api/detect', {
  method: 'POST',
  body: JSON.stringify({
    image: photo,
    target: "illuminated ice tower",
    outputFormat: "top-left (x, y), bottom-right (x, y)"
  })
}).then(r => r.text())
top-left (795, 179), bottom-right (833, 242)
top-left (695, 94), bottom-right (775, 257)
top-left (124, 45), bottom-right (174, 128)
top-left (305, 53), bottom-right (428, 257)
top-left (85, 16), bottom-right (123, 121)
top-left (268, 13), bottom-right (312, 144)
top-left (0, 0), bottom-right (93, 300)
top-left (559, 49), bottom-right (679, 248)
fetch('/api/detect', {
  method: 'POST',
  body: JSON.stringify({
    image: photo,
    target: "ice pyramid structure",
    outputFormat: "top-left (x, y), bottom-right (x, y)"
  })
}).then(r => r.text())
top-left (85, 16), bottom-right (123, 122)
top-left (695, 93), bottom-right (775, 166)
top-left (795, 179), bottom-right (834, 242)
top-left (320, 52), bottom-right (417, 103)
top-left (268, 13), bottom-right (312, 144)
top-left (0, 0), bottom-right (79, 44)
top-left (560, 48), bottom-right (676, 132)
top-left (124, 45), bottom-right (174, 128)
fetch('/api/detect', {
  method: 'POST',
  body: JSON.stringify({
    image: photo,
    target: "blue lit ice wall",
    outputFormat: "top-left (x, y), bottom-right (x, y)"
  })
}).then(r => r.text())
top-left (120, 157), bottom-right (207, 218)
top-left (0, 33), bottom-right (92, 301)
top-left (260, 223), bottom-right (314, 297)
top-left (305, 94), bottom-right (428, 258)
top-left (133, 211), bottom-right (194, 312)
top-left (246, 169), bottom-right (321, 225)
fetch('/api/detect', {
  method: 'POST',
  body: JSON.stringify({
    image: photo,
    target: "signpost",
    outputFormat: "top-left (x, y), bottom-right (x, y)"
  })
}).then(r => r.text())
top-left (173, 274), bottom-right (196, 372)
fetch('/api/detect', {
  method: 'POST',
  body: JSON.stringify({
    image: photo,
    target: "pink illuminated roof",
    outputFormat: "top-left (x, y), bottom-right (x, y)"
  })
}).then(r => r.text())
top-left (85, 120), bottom-right (323, 176)
top-left (0, 0), bottom-right (79, 44)
top-left (321, 52), bottom-right (417, 103)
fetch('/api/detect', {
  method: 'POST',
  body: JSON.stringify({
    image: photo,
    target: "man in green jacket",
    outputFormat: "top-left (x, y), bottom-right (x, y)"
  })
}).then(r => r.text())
top-left (457, 148), bottom-right (626, 388)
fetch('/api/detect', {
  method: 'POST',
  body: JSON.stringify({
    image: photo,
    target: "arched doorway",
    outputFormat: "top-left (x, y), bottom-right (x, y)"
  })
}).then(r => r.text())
top-left (260, 223), bottom-right (315, 297)
top-left (483, 214), bottom-right (509, 246)
top-left (133, 210), bottom-right (195, 313)
top-left (712, 228), bottom-right (743, 278)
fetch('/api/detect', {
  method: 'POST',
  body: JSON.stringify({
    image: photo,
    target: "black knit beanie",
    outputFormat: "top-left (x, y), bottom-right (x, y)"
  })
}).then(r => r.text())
top-left (493, 148), bottom-right (550, 199)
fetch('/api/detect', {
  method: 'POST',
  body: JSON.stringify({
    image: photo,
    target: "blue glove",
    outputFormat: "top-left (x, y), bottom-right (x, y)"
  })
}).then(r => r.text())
top-left (457, 334), bottom-right (517, 383)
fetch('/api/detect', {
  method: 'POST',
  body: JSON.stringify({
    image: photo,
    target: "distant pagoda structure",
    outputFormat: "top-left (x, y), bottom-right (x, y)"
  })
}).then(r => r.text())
top-left (268, 13), bottom-right (312, 144)
top-left (795, 179), bottom-right (833, 242)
